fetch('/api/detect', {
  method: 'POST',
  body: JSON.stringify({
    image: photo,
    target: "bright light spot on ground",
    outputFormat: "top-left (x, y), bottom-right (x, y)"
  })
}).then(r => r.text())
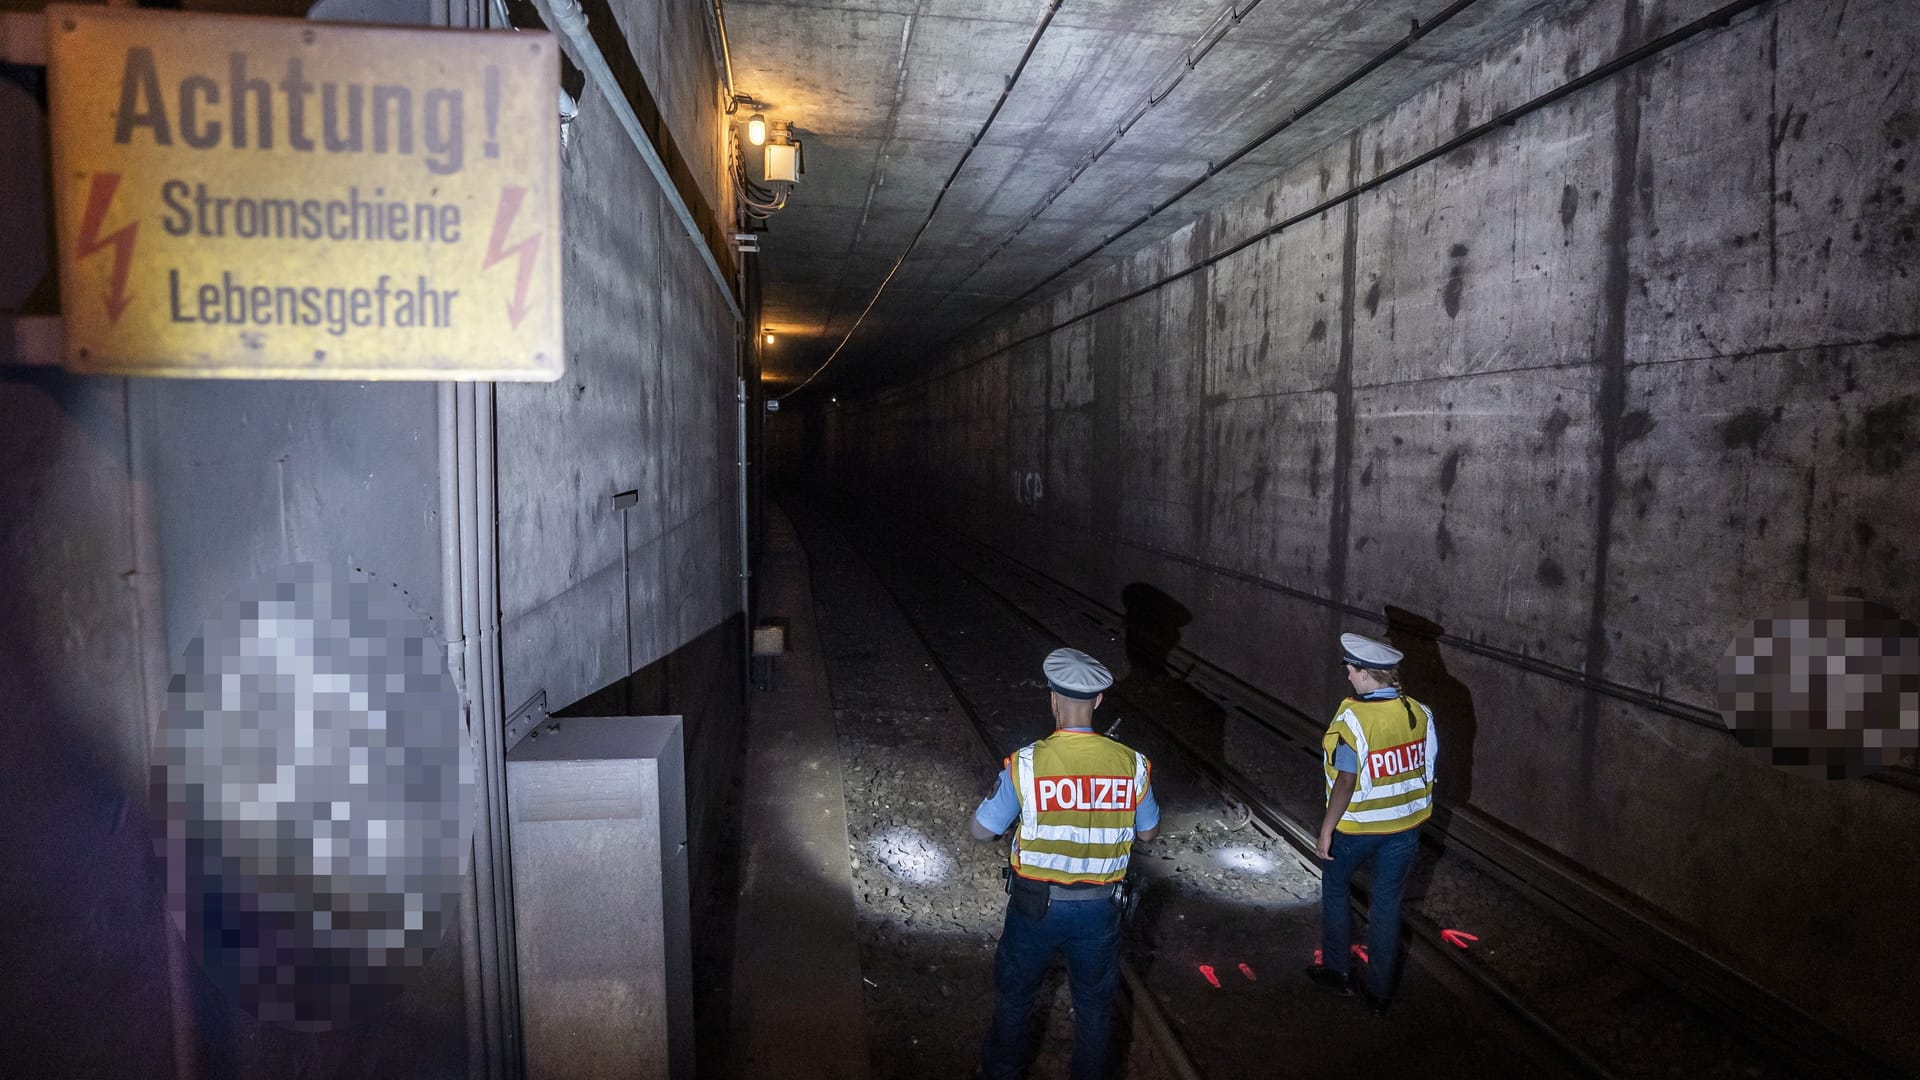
top-left (868, 826), bottom-right (952, 885)
top-left (1213, 846), bottom-right (1274, 874)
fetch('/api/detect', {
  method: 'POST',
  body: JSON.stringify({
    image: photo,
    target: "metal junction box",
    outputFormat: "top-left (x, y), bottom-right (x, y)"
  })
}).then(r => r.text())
top-left (508, 715), bottom-right (691, 1080)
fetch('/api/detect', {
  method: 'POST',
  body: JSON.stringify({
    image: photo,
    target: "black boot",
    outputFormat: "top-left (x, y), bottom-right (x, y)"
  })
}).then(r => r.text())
top-left (1304, 964), bottom-right (1352, 996)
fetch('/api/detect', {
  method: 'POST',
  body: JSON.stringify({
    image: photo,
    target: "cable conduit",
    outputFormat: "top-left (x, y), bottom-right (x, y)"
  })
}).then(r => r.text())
top-left (532, 0), bottom-right (744, 323)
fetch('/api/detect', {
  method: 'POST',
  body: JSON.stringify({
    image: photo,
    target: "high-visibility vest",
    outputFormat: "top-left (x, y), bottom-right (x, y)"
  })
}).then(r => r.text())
top-left (1007, 730), bottom-right (1151, 885)
top-left (1322, 694), bottom-right (1437, 835)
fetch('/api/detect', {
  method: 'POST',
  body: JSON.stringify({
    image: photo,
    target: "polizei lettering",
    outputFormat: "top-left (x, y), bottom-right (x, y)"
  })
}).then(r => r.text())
top-left (1367, 739), bottom-right (1427, 780)
top-left (1035, 776), bottom-right (1136, 814)
top-left (112, 46), bottom-right (493, 175)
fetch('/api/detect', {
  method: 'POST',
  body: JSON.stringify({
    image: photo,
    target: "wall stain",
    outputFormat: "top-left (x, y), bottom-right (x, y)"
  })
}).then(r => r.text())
top-left (1328, 135), bottom-right (1362, 616)
top-left (1560, 183), bottom-right (1579, 228)
top-left (1435, 517), bottom-right (1456, 560)
top-left (1580, 2), bottom-right (1647, 868)
top-left (1438, 446), bottom-right (1465, 494)
top-left (1309, 318), bottom-right (1327, 343)
top-left (1720, 408), bottom-right (1773, 450)
top-left (1359, 461), bottom-right (1374, 487)
top-left (1620, 408), bottom-right (1656, 443)
top-left (1542, 407), bottom-right (1571, 437)
top-left (1450, 97), bottom-right (1475, 167)
top-left (1308, 442), bottom-right (1323, 499)
top-left (1856, 520), bottom-right (1878, 547)
top-left (1537, 557), bottom-right (1567, 588)
top-left (1442, 244), bottom-right (1468, 318)
top-left (1251, 461), bottom-right (1272, 501)
top-left (1442, 269), bottom-right (1464, 318)
top-left (1853, 393), bottom-right (1915, 474)
top-left (1365, 279), bottom-right (1382, 317)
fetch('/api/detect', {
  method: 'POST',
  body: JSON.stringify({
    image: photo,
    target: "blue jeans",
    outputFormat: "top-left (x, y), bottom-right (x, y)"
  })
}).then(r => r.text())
top-left (981, 896), bottom-right (1121, 1080)
top-left (1320, 826), bottom-right (1421, 999)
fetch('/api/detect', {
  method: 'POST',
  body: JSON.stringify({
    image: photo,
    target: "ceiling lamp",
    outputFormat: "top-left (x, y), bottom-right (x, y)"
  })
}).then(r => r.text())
top-left (745, 113), bottom-right (767, 147)
top-left (763, 329), bottom-right (776, 345)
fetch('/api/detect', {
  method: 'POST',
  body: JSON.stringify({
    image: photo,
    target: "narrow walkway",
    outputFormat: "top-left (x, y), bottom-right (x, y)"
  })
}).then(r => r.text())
top-left (727, 509), bottom-right (872, 1080)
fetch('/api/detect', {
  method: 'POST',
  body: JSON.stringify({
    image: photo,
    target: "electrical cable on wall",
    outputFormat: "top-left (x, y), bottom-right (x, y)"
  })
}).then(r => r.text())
top-left (777, 0), bottom-right (1069, 401)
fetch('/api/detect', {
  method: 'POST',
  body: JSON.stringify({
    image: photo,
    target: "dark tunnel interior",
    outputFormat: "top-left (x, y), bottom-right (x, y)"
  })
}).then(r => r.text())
top-left (2, 0), bottom-right (1917, 1078)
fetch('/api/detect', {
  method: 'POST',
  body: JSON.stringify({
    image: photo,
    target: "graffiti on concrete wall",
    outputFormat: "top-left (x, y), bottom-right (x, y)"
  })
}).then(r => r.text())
top-left (1013, 469), bottom-right (1044, 507)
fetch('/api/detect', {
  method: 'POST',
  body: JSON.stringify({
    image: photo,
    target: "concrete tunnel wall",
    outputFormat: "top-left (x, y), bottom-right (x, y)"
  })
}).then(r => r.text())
top-left (796, 0), bottom-right (1920, 1063)
top-left (0, 0), bottom-right (752, 1075)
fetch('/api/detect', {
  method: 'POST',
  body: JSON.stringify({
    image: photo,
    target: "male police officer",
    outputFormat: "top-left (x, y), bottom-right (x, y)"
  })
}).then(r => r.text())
top-left (971, 648), bottom-right (1159, 1080)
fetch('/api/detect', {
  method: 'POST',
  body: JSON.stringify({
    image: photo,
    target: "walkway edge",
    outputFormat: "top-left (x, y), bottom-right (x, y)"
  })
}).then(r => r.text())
top-left (727, 509), bottom-right (872, 1080)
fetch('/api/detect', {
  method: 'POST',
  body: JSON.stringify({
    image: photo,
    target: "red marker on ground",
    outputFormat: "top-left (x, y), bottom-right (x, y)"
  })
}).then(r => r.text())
top-left (1238, 962), bottom-right (1257, 982)
top-left (1350, 945), bottom-right (1369, 963)
top-left (1197, 964), bottom-right (1221, 989)
top-left (1441, 929), bottom-right (1479, 950)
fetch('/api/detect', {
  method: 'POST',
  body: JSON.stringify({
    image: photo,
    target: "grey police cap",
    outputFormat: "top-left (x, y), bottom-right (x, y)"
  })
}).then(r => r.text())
top-left (1044, 648), bottom-right (1113, 699)
top-left (1340, 633), bottom-right (1403, 670)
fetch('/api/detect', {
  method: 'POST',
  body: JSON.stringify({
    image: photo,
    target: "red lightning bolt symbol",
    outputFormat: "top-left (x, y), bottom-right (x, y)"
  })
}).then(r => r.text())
top-left (482, 186), bottom-right (541, 328)
top-left (77, 173), bottom-right (138, 323)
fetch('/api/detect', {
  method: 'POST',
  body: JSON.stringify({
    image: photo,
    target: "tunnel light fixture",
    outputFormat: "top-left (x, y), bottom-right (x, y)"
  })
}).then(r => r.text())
top-left (745, 112), bottom-right (767, 146)
top-left (764, 142), bottom-right (799, 184)
top-left (763, 329), bottom-right (775, 346)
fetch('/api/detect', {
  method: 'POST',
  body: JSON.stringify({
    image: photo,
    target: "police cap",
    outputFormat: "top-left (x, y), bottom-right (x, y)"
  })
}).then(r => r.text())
top-left (1044, 648), bottom-right (1113, 699)
top-left (1340, 633), bottom-right (1403, 670)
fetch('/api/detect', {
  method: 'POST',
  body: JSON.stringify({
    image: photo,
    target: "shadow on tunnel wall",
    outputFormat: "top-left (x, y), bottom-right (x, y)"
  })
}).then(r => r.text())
top-left (1113, 582), bottom-right (1230, 769)
top-left (1380, 607), bottom-right (1477, 914)
top-left (1381, 606), bottom-right (1477, 812)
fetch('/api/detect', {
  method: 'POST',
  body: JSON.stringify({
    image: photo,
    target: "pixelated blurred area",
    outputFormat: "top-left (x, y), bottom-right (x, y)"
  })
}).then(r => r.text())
top-left (1720, 598), bottom-right (1920, 780)
top-left (151, 563), bottom-right (472, 1032)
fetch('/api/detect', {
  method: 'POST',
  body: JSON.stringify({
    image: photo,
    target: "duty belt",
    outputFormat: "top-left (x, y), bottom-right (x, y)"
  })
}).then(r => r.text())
top-left (1048, 882), bottom-right (1119, 901)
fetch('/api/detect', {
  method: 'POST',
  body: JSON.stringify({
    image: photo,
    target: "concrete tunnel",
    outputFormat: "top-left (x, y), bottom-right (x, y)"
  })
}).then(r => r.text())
top-left (1, 0), bottom-right (1916, 1077)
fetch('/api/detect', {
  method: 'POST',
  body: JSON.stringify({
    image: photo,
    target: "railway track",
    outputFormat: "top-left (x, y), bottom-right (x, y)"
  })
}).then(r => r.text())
top-left (794, 486), bottom-right (1888, 1080)
top-left (796, 494), bottom-right (1580, 1079)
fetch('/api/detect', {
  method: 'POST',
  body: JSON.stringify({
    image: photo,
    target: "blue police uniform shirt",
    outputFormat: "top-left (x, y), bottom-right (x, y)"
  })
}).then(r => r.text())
top-left (1332, 687), bottom-right (1400, 774)
top-left (973, 728), bottom-right (1161, 835)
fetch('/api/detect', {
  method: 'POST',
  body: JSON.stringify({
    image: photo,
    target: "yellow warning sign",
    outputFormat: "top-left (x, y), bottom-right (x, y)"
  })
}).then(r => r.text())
top-left (47, 5), bottom-right (563, 381)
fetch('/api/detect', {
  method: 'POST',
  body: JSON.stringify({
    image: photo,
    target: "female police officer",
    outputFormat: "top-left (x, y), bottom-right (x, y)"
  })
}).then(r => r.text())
top-left (1304, 632), bottom-right (1438, 1014)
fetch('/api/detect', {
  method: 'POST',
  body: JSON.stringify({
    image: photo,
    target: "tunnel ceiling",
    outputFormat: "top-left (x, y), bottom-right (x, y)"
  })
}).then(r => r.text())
top-left (726, 0), bottom-right (1555, 397)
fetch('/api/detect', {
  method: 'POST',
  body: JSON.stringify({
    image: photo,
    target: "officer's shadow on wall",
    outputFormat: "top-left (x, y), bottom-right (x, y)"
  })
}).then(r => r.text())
top-left (1383, 606), bottom-right (1478, 909)
top-left (1116, 583), bottom-right (1226, 766)
top-left (1121, 582), bottom-right (1192, 676)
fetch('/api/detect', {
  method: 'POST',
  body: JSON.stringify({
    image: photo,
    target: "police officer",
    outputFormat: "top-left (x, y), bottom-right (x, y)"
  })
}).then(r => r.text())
top-left (972, 647), bottom-right (1160, 1080)
top-left (1305, 632), bottom-right (1438, 1014)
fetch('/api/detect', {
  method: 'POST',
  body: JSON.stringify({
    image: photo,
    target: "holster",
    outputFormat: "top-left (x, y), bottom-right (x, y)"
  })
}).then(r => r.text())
top-left (1003, 866), bottom-right (1051, 921)
top-left (1114, 871), bottom-right (1143, 924)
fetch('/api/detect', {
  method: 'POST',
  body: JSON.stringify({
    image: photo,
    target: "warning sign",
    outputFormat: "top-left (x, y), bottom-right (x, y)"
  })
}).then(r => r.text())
top-left (47, 5), bottom-right (563, 380)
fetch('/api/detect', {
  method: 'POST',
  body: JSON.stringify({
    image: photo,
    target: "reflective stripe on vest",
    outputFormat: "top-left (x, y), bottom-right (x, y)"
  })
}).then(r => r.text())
top-left (1322, 696), bottom-right (1437, 835)
top-left (1009, 731), bottom-right (1150, 885)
